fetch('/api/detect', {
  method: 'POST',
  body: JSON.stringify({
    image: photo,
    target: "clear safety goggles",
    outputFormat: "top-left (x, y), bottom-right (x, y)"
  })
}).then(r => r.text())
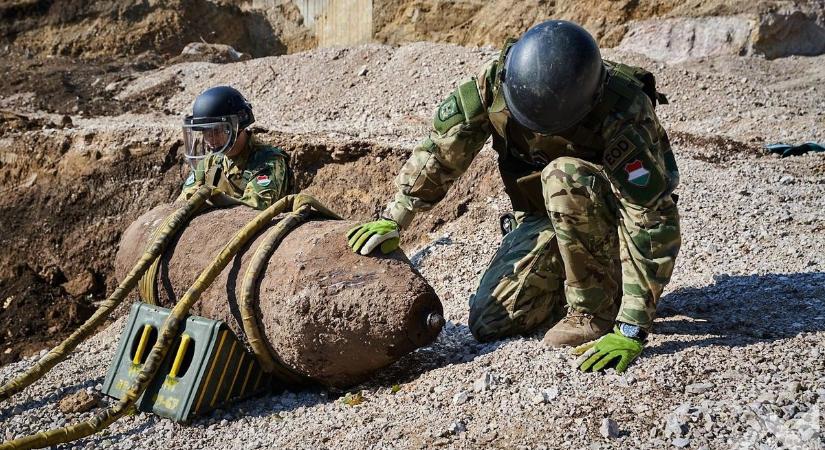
top-left (182, 115), bottom-right (240, 167)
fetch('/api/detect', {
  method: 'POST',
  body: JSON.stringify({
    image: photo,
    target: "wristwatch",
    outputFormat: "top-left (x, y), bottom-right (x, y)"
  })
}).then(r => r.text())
top-left (618, 322), bottom-right (649, 342)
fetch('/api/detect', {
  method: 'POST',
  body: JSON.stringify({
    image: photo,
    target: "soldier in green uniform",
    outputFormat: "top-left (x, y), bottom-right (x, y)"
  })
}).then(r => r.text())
top-left (178, 86), bottom-right (291, 210)
top-left (346, 21), bottom-right (681, 373)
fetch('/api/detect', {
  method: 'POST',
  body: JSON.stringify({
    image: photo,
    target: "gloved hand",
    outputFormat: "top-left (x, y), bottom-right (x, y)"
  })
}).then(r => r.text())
top-left (572, 327), bottom-right (644, 373)
top-left (346, 219), bottom-right (400, 255)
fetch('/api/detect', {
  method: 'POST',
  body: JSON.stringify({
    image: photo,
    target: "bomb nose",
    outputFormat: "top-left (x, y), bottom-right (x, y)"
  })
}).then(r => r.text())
top-left (426, 312), bottom-right (445, 332)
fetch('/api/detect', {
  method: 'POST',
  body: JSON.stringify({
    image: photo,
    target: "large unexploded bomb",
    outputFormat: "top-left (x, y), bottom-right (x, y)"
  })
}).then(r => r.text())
top-left (115, 204), bottom-right (444, 388)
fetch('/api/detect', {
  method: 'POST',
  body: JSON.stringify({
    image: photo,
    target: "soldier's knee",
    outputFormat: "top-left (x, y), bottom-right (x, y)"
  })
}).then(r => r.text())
top-left (468, 310), bottom-right (508, 342)
top-left (468, 293), bottom-right (517, 342)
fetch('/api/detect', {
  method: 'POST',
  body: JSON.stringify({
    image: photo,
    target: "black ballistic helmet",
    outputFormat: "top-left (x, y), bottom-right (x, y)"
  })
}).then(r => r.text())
top-left (182, 86), bottom-right (255, 165)
top-left (502, 20), bottom-right (604, 134)
top-left (190, 85), bottom-right (255, 129)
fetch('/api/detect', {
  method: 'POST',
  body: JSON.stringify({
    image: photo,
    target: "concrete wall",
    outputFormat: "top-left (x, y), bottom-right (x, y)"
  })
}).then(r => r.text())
top-left (269, 0), bottom-right (372, 46)
top-left (316, 0), bottom-right (373, 47)
top-left (291, 0), bottom-right (329, 28)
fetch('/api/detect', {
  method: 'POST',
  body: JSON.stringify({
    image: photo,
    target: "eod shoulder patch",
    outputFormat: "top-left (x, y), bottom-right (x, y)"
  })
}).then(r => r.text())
top-left (603, 134), bottom-right (637, 171)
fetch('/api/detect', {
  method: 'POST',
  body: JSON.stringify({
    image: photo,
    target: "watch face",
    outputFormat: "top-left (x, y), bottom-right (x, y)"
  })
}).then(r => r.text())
top-left (620, 323), bottom-right (640, 338)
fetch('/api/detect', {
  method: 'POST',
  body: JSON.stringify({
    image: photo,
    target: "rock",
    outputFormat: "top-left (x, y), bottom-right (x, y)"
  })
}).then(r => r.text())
top-left (61, 269), bottom-right (97, 297)
top-left (781, 404), bottom-right (798, 418)
top-left (618, 16), bottom-right (753, 62)
top-left (531, 387), bottom-right (559, 405)
top-left (357, 66), bottom-right (368, 76)
top-left (685, 383), bottom-right (715, 395)
top-left (672, 437), bottom-right (690, 448)
top-left (452, 391), bottom-right (470, 405)
top-left (473, 371), bottom-right (494, 392)
top-left (179, 42), bottom-right (250, 63)
top-left (665, 417), bottom-right (687, 438)
top-left (618, 12), bottom-right (825, 62)
top-left (800, 427), bottom-right (819, 442)
top-left (599, 418), bottom-right (619, 439)
top-left (448, 420), bottom-right (466, 434)
top-left (58, 390), bottom-right (98, 414)
top-left (751, 11), bottom-right (825, 59)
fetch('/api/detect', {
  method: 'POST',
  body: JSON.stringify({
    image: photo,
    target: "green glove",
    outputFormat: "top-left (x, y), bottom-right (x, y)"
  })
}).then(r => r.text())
top-left (346, 219), bottom-right (400, 255)
top-left (573, 327), bottom-right (644, 373)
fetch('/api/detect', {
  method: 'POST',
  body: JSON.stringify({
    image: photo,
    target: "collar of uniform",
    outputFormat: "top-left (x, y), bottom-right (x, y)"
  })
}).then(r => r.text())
top-left (223, 133), bottom-right (254, 171)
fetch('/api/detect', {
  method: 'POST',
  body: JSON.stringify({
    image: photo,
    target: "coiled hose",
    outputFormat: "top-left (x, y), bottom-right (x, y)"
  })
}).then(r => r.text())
top-left (0, 193), bottom-right (334, 450)
top-left (239, 195), bottom-right (340, 382)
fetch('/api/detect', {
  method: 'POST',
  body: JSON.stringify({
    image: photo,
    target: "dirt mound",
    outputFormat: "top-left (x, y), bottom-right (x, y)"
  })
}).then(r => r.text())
top-left (0, 0), bottom-right (286, 59)
top-left (0, 264), bottom-right (95, 365)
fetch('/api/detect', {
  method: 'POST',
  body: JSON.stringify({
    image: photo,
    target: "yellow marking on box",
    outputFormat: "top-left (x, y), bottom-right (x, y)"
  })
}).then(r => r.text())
top-left (170, 334), bottom-right (192, 378)
top-left (194, 330), bottom-right (227, 412)
top-left (133, 324), bottom-right (153, 365)
top-left (227, 353), bottom-right (246, 402)
top-left (211, 339), bottom-right (238, 407)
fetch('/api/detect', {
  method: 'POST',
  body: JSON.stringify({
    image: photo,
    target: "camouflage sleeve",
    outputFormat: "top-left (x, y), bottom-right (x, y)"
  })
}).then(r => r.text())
top-left (382, 62), bottom-right (496, 228)
top-left (611, 121), bottom-right (682, 329)
top-left (238, 150), bottom-right (290, 210)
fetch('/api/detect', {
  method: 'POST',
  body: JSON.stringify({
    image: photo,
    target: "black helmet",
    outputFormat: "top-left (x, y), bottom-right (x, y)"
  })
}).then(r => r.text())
top-left (501, 20), bottom-right (604, 134)
top-left (182, 86), bottom-right (255, 165)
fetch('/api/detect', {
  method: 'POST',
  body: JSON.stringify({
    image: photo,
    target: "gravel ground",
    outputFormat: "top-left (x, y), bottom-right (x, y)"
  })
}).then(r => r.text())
top-left (1, 40), bottom-right (824, 449)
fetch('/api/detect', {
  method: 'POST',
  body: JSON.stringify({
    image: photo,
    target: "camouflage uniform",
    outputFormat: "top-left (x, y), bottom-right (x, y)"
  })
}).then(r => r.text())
top-left (382, 48), bottom-right (681, 341)
top-left (178, 135), bottom-right (292, 210)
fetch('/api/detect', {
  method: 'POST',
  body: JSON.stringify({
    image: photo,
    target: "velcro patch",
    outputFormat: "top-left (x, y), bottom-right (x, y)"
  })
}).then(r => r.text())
top-left (433, 94), bottom-right (465, 135)
top-left (624, 159), bottom-right (651, 186)
top-left (603, 134), bottom-right (637, 171)
top-left (438, 96), bottom-right (459, 122)
top-left (256, 175), bottom-right (271, 187)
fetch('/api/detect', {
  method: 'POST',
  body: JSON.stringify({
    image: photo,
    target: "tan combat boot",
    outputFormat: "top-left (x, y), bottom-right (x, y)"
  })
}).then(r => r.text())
top-left (542, 310), bottom-right (614, 348)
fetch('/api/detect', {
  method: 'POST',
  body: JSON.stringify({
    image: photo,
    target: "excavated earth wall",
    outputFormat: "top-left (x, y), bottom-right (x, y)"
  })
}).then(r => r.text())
top-left (2, 1), bottom-right (823, 61)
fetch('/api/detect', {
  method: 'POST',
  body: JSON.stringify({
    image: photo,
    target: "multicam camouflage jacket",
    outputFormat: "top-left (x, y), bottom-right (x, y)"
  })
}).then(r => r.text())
top-left (178, 135), bottom-right (292, 210)
top-left (383, 55), bottom-right (679, 226)
top-left (382, 49), bottom-right (681, 330)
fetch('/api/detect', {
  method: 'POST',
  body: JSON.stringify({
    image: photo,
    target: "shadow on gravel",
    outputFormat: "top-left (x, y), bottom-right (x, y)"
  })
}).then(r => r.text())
top-left (648, 272), bottom-right (825, 355)
top-left (193, 321), bottom-right (508, 422)
top-left (359, 320), bottom-right (509, 388)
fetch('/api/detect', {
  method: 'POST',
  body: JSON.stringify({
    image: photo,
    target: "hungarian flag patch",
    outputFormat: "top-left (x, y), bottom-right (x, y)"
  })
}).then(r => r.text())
top-left (625, 160), bottom-right (650, 187)
top-left (256, 175), bottom-right (271, 187)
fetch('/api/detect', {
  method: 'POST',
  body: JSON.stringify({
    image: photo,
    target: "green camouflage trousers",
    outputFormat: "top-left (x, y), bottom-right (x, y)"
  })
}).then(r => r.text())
top-left (469, 157), bottom-right (680, 341)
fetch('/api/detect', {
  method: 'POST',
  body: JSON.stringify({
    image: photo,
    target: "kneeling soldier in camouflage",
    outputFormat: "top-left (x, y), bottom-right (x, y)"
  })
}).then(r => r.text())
top-left (178, 86), bottom-right (291, 209)
top-left (346, 21), bottom-right (681, 373)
